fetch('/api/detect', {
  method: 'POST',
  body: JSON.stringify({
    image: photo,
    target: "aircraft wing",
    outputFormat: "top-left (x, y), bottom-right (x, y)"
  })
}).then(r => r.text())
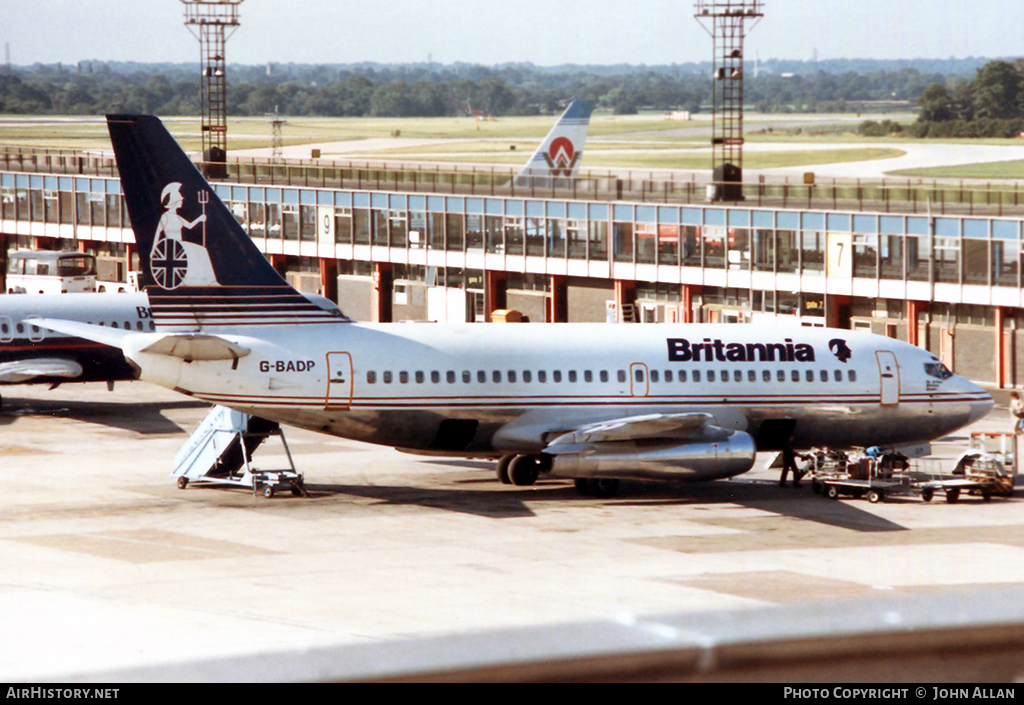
top-left (546, 412), bottom-right (715, 446)
top-left (0, 358), bottom-right (84, 384)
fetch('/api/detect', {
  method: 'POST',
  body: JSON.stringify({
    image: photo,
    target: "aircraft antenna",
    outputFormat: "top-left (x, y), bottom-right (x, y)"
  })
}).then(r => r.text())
top-left (694, 1), bottom-right (763, 201)
top-left (181, 0), bottom-right (244, 179)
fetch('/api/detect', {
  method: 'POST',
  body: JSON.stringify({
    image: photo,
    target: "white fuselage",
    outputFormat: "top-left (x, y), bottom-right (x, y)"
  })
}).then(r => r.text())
top-left (124, 322), bottom-right (993, 457)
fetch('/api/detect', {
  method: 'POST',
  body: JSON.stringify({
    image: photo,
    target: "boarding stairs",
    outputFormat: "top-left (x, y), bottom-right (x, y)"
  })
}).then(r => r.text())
top-left (172, 405), bottom-right (306, 498)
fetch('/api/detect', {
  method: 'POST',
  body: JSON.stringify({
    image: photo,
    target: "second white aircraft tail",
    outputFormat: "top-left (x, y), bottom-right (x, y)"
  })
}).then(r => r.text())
top-left (514, 99), bottom-right (594, 188)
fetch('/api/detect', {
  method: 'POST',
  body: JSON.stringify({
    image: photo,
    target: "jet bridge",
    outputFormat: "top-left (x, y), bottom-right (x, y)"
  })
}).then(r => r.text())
top-left (173, 404), bottom-right (305, 498)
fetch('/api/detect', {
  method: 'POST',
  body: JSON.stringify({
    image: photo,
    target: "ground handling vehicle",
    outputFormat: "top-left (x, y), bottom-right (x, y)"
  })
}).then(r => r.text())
top-left (809, 434), bottom-right (1017, 504)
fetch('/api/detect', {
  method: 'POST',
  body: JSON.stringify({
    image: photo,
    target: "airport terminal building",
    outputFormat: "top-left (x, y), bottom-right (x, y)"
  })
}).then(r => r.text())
top-left (2, 157), bottom-right (1024, 388)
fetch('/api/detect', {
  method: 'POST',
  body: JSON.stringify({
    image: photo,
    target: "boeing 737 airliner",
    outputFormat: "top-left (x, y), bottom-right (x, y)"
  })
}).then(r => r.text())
top-left (36, 115), bottom-right (993, 497)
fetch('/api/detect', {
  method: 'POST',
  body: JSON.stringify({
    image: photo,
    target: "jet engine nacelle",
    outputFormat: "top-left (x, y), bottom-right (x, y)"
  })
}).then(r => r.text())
top-left (541, 429), bottom-right (757, 483)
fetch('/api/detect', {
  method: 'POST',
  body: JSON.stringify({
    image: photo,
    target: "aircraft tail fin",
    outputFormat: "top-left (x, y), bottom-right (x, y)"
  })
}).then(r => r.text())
top-left (106, 114), bottom-right (340, 331)
top-left (515, 99), bottom-right (594, 188)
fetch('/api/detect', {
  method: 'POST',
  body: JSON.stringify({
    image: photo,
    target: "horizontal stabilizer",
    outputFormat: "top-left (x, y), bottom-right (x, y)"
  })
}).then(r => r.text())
top-left (547, 413), bottom-right (714, 446)
top-left (140, 334), bottom-right (251, 362)
top-left (0, 358), bottom-right (84, 384)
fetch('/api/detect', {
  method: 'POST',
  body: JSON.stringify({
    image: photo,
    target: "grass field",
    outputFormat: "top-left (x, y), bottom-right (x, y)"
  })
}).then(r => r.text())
top-left (889, 160), bottom-right (1024, 180)
top-left (0, 113), bottom-right (1015, 175)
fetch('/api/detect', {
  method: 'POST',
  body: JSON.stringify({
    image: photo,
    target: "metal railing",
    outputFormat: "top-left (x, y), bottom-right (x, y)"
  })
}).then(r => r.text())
top-left (3, 144), bottom-right (1024, 217)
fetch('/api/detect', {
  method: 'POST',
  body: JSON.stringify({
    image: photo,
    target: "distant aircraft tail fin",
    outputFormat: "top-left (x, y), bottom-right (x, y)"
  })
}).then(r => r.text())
top-left (515, 99), bottom-right (594, 188)
top-left (106, 114), bottom-right (341, 331)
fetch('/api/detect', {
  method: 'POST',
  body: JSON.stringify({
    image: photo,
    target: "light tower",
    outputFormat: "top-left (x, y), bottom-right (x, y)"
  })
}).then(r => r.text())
top-left (694, 1), bottom-right (763, 201)
top-left (181, 0), bottom-right (243, 178)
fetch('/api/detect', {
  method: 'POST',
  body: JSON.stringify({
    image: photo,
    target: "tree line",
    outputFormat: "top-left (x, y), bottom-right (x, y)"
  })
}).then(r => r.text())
top-left (0, 58), bottom-right (1012, 120)
top-left (910, 59), bottom-right (1024, 137)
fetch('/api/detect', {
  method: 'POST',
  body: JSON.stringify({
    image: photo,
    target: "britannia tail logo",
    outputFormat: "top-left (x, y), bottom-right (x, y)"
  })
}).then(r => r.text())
top-left (150, 182), bottom-right (219, 290)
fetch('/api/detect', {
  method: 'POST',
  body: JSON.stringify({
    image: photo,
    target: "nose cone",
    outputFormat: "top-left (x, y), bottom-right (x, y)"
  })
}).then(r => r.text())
top-left (963, 379), bottom-right (994, 425)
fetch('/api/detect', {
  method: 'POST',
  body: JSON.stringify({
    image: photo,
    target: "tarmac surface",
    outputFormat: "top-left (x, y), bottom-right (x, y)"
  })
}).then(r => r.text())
top-left (1, 381), bottom-right (1023, 681)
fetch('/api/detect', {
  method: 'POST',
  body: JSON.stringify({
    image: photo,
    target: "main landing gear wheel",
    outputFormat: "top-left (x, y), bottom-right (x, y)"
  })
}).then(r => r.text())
top-left (574, 478), bottom-right (620, 498)
top-left (496, 455), bottom-right (515, 485)
top-left (507, 455), bottom-right (540, 486)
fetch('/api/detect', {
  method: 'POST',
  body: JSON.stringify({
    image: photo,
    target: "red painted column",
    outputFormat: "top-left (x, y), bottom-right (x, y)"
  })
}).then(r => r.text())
top-left (549, 275), bottom-right (568, 323)
top-left (485, 270), bottom-right (507, 321)
top-left (995, 306), bottom-right (1006, 388)
top-left (906, 300), bottom-right (920, 347)
top-left (371, 262), bottom-right (393, 323)
top-left (680, 284), bottom-right (702, 324)
top-left (319, 258), bottom-right (338, 303)
top-left (614, 279), bottom-right (636, 323)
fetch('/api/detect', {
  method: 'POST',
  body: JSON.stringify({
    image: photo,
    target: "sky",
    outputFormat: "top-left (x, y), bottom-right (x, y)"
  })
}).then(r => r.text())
top-left (1, 0), bottom-right (1022, 67)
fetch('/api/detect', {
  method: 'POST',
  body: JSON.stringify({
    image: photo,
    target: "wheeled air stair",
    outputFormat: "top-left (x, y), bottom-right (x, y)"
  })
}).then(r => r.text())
top-left (172, 405), bottom-right (306, 498)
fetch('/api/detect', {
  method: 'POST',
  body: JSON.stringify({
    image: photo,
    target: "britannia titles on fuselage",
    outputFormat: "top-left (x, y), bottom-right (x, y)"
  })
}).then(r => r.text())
top-left (667, 338), bottom-right (817, 364)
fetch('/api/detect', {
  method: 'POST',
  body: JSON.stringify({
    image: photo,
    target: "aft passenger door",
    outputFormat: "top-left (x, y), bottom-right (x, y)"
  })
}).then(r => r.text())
top-left (876, 351), bottom-right (900, 406)
top-left (325, 352), bottom-right (353, 410)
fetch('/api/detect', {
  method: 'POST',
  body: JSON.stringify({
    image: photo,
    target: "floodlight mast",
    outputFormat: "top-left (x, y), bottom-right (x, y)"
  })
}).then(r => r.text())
top-left (181, 0), bottom-right (243, 179)
top-left (694, 1), bottom-right (763, 201)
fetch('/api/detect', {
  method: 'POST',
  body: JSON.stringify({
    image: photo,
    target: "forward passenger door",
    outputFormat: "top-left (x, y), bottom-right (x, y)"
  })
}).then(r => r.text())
top-left (325, 352), bottom-right (353, 410)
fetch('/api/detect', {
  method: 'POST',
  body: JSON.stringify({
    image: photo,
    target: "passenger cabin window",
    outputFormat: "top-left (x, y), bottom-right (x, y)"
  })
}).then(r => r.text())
top-left (431, 371), bottom-right (440, 384)
top-left (678, 370), bottom-right (687, 382)
top-left (447, 371), bottom-right (456, 384)
top-left (400, 372), bottom-right (409, 384)
top-left (416, 371), bottom-right (425, 384)
top-left (600, 371), bottom-right (609, 383)
top-left (523, 371), bottom-right (532, 383)
top-left (584, 371), bottom-right (593, 383)
top-left (538, 371), bottom-right (547, 383)
top-left (508, 370), bottom-right (517, 383)
top-left (367, 371), bottom-right (377, 384)
top-left (493, 371), bottom-right (502, 383)
top-left (383, 371), bottom-right (393, 384)
top-left (617, 370), bottom-right (627, 383)
top-left (568, 371), bottom-right (577, 383)
top-left (553, 371), bottom-right (562, 383)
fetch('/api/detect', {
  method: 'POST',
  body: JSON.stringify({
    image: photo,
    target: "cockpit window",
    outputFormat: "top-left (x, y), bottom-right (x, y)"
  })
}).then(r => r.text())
top-left (924, 362), bottom-right (954, 380)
